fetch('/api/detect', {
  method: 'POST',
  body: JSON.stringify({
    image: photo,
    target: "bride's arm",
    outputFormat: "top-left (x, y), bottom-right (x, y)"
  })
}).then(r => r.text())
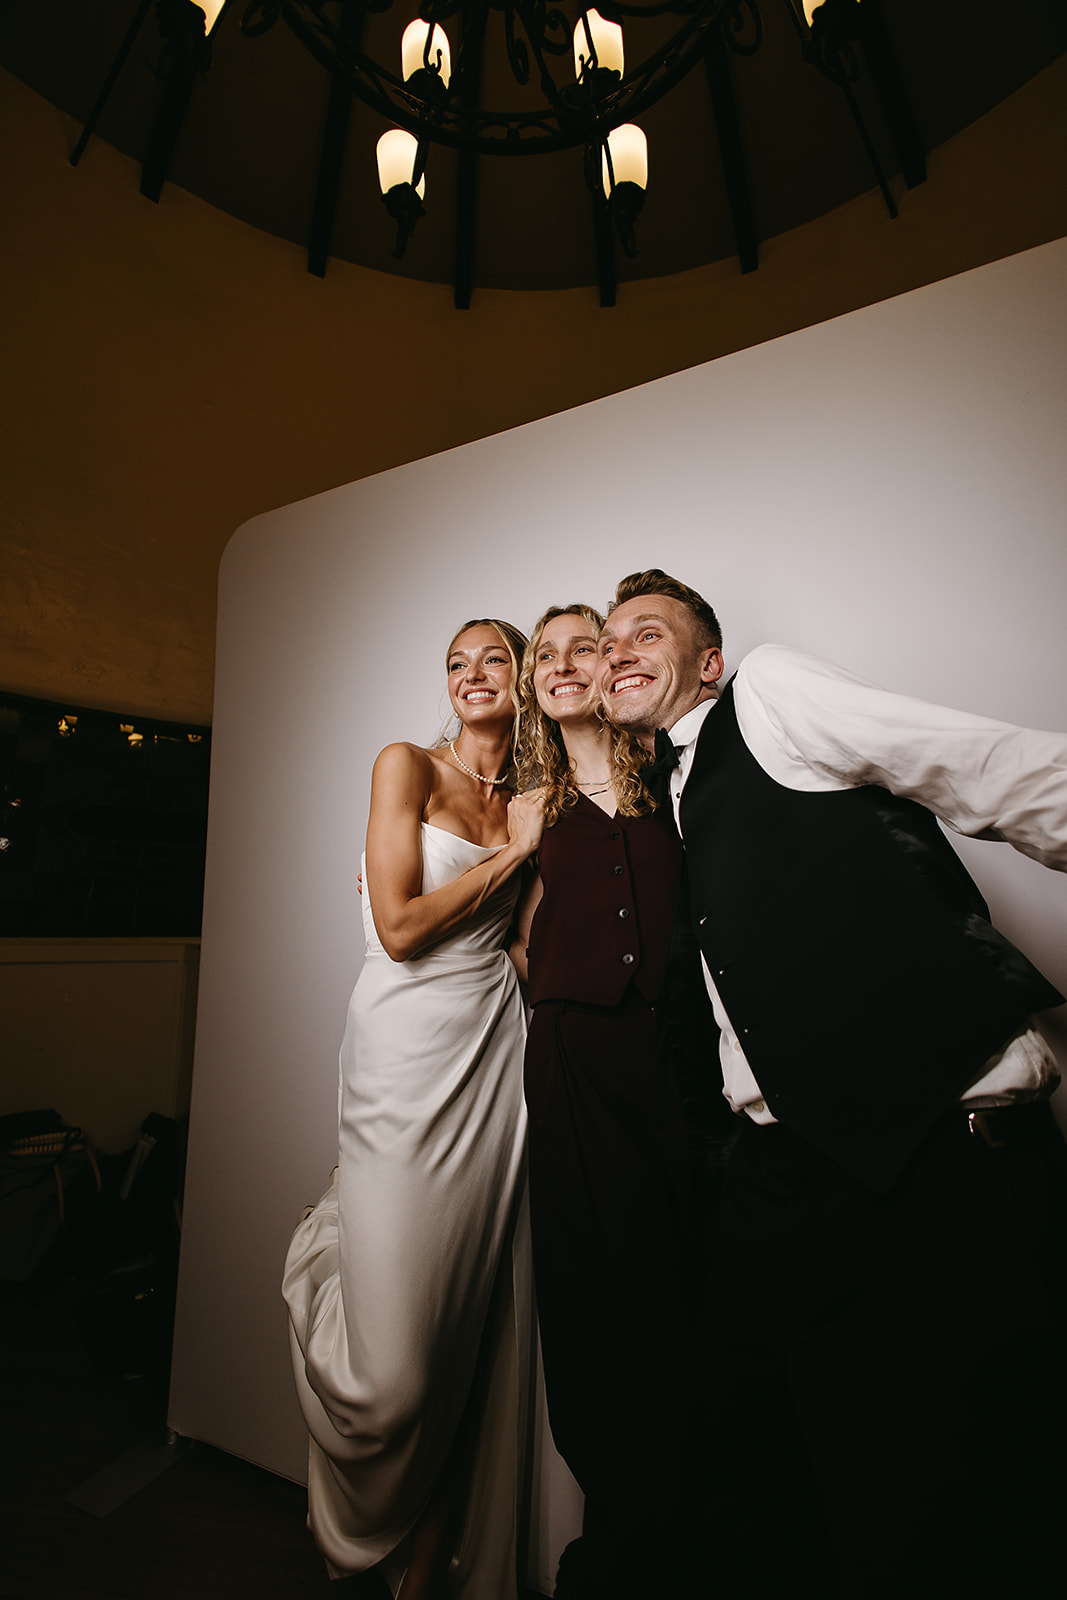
top-left (365, 743), bottom-right (544, 962)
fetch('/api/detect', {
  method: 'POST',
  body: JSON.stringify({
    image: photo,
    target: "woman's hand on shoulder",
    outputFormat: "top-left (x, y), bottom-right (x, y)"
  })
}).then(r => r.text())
top-left (507, 787), bottom-right (547, 861)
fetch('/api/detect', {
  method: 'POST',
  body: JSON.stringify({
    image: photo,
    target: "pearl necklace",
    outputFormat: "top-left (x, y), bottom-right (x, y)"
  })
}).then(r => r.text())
top-left (449, 742), bottom-right (509, 787)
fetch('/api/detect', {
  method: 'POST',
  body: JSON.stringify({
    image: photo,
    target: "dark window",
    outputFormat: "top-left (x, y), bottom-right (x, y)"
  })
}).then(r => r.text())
top-left (0, 692), bottom-right (210, 936)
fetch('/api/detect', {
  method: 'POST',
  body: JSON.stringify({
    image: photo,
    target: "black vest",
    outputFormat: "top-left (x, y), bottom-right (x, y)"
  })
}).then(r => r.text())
top-left (678, 678), bottom-right (1063, 1191)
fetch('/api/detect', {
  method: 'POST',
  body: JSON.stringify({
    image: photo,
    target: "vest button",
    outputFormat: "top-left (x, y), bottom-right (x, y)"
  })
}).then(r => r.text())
top-left (612, 864), bottom-right (624, 876)
top-left (608, 830), bottom-right (620, 840)
top-left (618, 908), bottom-right (629, 919)
top-left (621, 953), bottom-right (635, 965)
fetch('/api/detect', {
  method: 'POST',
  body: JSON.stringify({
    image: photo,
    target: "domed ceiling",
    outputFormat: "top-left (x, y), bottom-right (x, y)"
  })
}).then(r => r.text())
top-left (3, 0), bottom-right (1065, 300)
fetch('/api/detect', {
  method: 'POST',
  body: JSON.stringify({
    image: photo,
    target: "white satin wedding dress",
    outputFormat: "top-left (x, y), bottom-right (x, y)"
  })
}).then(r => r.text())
top-left (283, 823), bottom-right (531, 1598)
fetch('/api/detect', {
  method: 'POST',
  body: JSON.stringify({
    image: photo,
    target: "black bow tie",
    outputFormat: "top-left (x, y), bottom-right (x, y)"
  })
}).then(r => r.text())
top-left (652, 727), bottom-right (681, 772)
top-left (647, 728), bottom-right (681, 803)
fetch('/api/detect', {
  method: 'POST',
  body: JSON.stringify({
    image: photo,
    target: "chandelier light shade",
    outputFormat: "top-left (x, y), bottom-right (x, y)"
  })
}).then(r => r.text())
top-left (376, 126), bottom-right (428, 257)
top-left (376, 127), bottom-right (426, 197)
top-left (573, 9), bottom-right (625, 81)
top-left (601, 122), bottom-right (647, 197)
top-left (197, 0), bottom-right (229, 31)
top-left (600, 121), bottom-right (647, 257)
top-left (400, 17), bottom-right (451, 89)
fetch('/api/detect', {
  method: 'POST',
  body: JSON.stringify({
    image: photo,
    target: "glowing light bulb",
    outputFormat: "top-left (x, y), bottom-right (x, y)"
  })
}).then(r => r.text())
top-left (574, 10), bottom-right (624, 80)
top-left (401, 19), bottom-right (451, 87)
top-left (602, 124), bottom-right (647, 195)
top-left (196, 1), bottom-right (227, 34)
top-left (376, 130), bottom-right (426, 199)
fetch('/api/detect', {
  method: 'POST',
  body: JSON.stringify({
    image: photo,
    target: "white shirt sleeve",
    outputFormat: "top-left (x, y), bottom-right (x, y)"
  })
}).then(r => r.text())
top-left (733, 644), bottom-right (1067, 872)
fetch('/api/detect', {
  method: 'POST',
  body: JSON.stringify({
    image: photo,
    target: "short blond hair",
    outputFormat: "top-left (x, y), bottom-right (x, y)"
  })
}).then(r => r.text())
top-left (609, 569), bottom-right (722, 652)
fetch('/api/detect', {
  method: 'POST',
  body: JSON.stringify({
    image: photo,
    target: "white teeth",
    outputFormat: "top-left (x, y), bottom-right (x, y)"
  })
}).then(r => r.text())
top-left (613, 676), bottom-right (648, 693)
top-left (552, 684), bottom-right (586, 696)
top-left (465, 691), bottom-right (495, 701)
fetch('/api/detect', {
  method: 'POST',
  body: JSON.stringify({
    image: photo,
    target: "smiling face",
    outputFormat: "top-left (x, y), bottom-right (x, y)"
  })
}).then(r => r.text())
top-left (447, 625), bottom-right (518, 729)
top-left (531, 612), bottom-right (601, 726)
top-left (596, 594), bottom-right (723, 743)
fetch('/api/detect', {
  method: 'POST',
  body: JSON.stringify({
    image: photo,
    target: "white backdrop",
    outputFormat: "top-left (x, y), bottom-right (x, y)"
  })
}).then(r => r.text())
top-left (169, 235), bottom-right (1067, 1586)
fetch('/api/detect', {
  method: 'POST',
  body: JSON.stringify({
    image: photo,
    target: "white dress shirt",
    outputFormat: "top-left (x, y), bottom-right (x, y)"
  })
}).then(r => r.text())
top-left (668, 644), bottom-right (1067, 1124)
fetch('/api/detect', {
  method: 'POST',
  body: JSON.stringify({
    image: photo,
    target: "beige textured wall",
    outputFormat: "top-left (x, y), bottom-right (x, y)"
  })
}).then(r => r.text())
top-left (2, 57), bottom-right (1067, 724)
top-left (0, 939), bottom-right (200, 1152)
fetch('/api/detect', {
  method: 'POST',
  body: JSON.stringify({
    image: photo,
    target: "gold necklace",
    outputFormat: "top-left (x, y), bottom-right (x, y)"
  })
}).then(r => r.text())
top-left (449, 741), bottom-right (508, 787)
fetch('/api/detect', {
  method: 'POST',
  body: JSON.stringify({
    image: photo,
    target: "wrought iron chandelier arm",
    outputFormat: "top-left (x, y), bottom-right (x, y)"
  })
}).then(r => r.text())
top-left (781, 0), bottom-right (861, 83)
top-left (720, 0), bottom-right (762, 56)
top-left (503, 1), bottom-right (532, 85)
top-left (511, 0), bottom-right (590, 124)
top-left (239, 0), bottom-right (283, 38)
top-left (522, 0), bottom-right (574, 57)
top-left (597, 0), bottom-right (751, 117)
top-left (418, 0), bottom-right (480, 23)
top-left (604, 0), bottom-right (758, 43)
top-left (241, 0), bottom-right (761, 154)
top-left (607, 0), bottom-right (705, 17)
top-left (268, 0), bottom-right (408, 124)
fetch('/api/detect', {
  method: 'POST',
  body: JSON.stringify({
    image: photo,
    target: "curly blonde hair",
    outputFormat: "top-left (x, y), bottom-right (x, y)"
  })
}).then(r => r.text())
top-left (515, 603), bottom-right (654, 826)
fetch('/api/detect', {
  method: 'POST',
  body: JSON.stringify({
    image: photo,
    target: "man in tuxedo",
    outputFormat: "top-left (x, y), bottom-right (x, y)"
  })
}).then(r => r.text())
top-left (597, 568), bottom-right (1067, 1599)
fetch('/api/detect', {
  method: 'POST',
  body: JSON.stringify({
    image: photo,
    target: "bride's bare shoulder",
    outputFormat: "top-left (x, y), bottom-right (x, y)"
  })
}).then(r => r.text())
top-left (372, 741), bottom-right (442, 766)
top-left (371, 742), bottom-right (440, 794)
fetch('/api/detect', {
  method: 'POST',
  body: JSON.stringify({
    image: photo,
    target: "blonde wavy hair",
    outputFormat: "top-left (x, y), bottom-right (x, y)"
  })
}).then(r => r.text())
top-left (515, 603), bottom-right (654, 826)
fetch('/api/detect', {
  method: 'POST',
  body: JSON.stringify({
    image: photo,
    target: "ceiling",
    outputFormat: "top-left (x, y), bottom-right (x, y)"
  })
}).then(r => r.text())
top-left (3, 0), bottom-right (1065, 295)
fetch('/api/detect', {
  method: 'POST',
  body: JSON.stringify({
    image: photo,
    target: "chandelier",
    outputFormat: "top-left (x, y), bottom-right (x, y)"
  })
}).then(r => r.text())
top-left (70, 0), bottom-right (927, 306)
top-left (243, 0), bottom-right (762, 261)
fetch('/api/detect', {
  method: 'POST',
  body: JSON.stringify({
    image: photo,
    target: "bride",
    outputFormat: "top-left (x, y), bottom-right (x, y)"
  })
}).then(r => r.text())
top-left (283, 618), bottom-right (544, 1600)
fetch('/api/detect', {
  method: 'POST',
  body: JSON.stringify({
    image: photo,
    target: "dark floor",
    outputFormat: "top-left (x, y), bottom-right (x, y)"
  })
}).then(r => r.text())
top-left (0, 1285), bottom-right (545, 1600)
top-left (0, 1283), bottom-right (338, 1600)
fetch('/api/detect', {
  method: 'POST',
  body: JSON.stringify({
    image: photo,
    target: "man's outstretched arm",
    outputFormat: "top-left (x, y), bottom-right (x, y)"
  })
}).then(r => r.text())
top-left (734, 643), bottom-right (1067, 871)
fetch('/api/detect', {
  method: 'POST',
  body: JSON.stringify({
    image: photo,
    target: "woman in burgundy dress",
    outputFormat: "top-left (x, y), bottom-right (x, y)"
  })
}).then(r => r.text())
top-left (512, 605), bottom-right (705, 1600)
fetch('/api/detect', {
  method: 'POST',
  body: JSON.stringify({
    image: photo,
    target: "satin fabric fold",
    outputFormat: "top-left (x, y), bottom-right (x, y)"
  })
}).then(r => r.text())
top-left (283, 824), bottom-right (530, 1596)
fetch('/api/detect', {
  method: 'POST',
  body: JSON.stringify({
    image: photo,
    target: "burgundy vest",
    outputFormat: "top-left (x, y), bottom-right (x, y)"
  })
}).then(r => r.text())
top-left (527, 797), bottom-right (680, 1008)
